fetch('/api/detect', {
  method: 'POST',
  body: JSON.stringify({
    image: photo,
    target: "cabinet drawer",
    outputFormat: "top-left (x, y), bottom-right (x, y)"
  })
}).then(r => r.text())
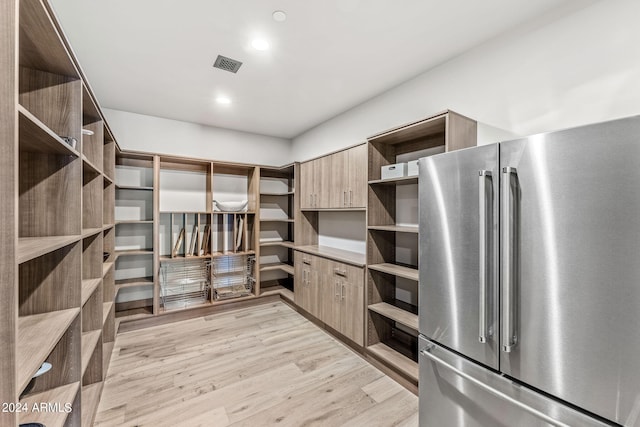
top-left (329, 261), bottom-right (363, 284)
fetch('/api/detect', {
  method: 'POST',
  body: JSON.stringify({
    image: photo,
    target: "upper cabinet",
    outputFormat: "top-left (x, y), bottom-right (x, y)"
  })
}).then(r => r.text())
top-left (300, 143), bottom-right (367, 210)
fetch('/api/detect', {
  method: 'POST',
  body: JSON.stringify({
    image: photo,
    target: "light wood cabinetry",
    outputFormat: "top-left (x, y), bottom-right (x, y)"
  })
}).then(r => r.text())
top-left (300, 143), bottom-right (367, 210)
top-left (295, 249), bottom-right (365, 345)
top-left (365, 110), bottom-right (476, 386)
top-left (0, 1), bottom-right (117, 424)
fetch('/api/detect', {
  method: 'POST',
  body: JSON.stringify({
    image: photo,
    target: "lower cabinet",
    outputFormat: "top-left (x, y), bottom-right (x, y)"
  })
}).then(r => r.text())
top-left (295, 251), bottom-right (364, 346)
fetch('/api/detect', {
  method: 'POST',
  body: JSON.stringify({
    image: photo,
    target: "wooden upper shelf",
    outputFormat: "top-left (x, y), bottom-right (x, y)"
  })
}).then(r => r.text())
top-left (19, 0), bottom-right (79, 78)
top-left (368, 112), bottom-right (447, 145)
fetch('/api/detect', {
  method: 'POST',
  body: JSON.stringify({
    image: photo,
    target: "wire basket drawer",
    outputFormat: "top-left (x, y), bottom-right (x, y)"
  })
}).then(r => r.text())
top-left (160, 259), bottom-right (210, 310)
top-left (210, 254), bottom-right (255, 300)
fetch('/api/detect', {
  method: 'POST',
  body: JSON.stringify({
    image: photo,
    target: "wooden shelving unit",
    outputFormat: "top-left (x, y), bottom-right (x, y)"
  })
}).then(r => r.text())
top-left (1, 1), bottom-right (119, 424)
top-left (365, 110), bottom-right (477, 387)
top-left (19, 382), bottom-right (80, 427)
top-left (257, 164), bottom-right (297, 298)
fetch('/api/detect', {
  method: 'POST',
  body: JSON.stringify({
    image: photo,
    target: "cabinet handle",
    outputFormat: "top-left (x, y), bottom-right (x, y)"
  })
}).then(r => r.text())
top-left (314, 194), bottom-right (317, 207)
top-left (310, 194), bottom-right (313, 207)
top-left (343, 191), bottom-right (347, 206)
top-left (335, 282), bottom-right (340, 300)
top-left (349, 190), bottom-right (353, 206)
top-left (303, 259), bottom-right (311, 265)
top-left (341, 284), bottom-right (345, 300)
top-left (334, 268), bottom-right (347, 277)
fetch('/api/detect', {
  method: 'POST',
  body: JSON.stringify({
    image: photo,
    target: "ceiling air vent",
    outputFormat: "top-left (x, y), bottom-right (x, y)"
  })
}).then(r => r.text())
top-left (213, 55), bottom-right (243, 73)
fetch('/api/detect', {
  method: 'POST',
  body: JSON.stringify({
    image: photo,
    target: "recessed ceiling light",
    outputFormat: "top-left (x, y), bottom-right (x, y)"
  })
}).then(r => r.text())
top-left (272, 10), bottom-right (287, 22)
top-left (251, 39), bottom-right (270, 51)
top-left (216, 96), bottom-right (231, 105)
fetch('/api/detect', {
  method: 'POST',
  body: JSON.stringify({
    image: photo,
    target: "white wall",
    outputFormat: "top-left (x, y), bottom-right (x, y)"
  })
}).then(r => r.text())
top-left (104, 109), bottom-right (292, 166)
top-left (291, 0), bottom-right (640, 159)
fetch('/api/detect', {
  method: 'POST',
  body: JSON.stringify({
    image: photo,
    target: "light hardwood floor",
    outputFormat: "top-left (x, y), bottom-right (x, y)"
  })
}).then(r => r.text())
top-left (94, 301), bottom-right (418, 426)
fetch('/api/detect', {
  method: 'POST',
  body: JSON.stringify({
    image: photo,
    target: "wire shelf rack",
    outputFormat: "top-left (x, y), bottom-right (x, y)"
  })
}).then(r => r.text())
top-left (160, 258), bottom-right (210, 310)
top-left (210, 254), bottom-right (255, 300)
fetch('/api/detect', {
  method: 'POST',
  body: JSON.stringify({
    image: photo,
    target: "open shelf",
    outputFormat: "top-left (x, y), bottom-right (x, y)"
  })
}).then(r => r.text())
top-left (17, 235), bottom-right (80, 264)
top-left (82, 228), bottom-right (103, 239)
top-left (103, 261), bottom-right (114, 277)
top-left (103, 341), bottom-right (115, 375)
top-left (81, 382), bottom-right (103, 427)
top-left (115, 249), bottom-right (154, 257)
top-left (368, 302), bottom-right (418, 331)
top-left (103, 302), bottom-right (114, 326)
top-left (82, 155), bottom-right (103, 176)
top-left (116, 184), bottom-right (153, 191)
top-left (260, 262), bottom-right (294, 275)
top-left (260, 218), bottom-right (294, 223)
top-left (260, 283), bottom-right (294, 301)
top-left (17, 308), bottom-right (80, 392)
top-left (368, 176), bottom-right (418, 186)
top-left (115, 276), bottom-right (153, 289)
top-left (19, 0), bottom-right (79, 78)
top-left (368, 263), bottom-right (419, 281)
top-left (368, 225), bottom-right (419, 234)
top-left (368, 342), bottom-right (419, 382)
top-left (19, 382), bottom-right (79, 427)
top-left (260, 240), bottom-right (295, 249)
top-left (18, 105), bottom-right (80, 157)
top-left (81, 330), bottom-right (102, 376)
top-left (116, 220), bottom-right (153, 224)
top-left (81, 279), bottom-right (102, 306)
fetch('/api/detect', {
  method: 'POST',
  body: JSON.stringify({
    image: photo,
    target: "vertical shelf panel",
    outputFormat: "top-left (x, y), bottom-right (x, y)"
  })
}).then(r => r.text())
top-left (0, 3), bottom-right (18, 422)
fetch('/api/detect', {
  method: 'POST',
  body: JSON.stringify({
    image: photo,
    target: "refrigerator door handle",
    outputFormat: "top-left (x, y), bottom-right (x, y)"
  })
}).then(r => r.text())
top-left (502, 166), bottom-right (518, 352)
top-left (420, 344), bottom-right (569, 427)
top-left (478, 170), bottom-right (492, 343)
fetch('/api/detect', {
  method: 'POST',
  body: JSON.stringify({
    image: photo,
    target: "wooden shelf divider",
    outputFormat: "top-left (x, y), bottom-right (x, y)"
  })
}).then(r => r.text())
top-left (81, 330), bottom-right (102, 376)
top-left (17, 235), bottom-right (80, 264)
top-left (18, 105), bottom-right (80, 157)
top-left (17, 308), bottom-right (80, 392)
top-left (368, 225), bottom-right (419, 234)
top-left (259, 262), bottom-right (294, 275)
top-left (81, 279), bottom-right (102, 306)
top-left (368, 263), bottom-right (419, 282)
top-left (19, 382), bottom-right (80, 427)
top-left (368, 302), bottom-right (418, 331)
top-left (81, 382), bottom-right (103, 427)
top-left (367, 342), bottom-right (419, 382)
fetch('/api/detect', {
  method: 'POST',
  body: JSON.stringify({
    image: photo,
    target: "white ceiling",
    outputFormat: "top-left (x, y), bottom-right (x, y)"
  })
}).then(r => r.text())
top-left (51, 0), bottom-right (583, 139)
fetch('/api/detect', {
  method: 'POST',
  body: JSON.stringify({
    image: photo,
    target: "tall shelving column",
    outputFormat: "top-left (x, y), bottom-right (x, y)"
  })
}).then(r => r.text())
top-left (114, 152), bottom-right (156, 322)
top-left (365, 111), bottom-right (477, 389)
top-left (0, 0), bottom-right (18, 424)
top-left (257, 163), bottom-right (297, 301)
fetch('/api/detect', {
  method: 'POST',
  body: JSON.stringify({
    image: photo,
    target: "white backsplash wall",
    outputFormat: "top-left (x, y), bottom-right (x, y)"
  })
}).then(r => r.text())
top-left (159, 169), bottom-right (208, 212)
top-left (318, 211), bottom-right (366, 254)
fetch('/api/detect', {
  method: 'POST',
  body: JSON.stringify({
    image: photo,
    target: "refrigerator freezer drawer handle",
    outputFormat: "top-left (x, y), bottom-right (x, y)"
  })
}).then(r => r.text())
top-left (478, 170), bottom-right (492, 343)
top-left (502, 166), bottom-right (518, 352)
top-left (419, 346), bottom-right (569, 427)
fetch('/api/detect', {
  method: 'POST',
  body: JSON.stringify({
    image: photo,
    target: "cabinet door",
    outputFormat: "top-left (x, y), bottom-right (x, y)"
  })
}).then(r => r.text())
top-left (316, 156), bottom-right (332, 208)
top-left (322, 260), bottom-right (342, 330)
top-left (340, 265), bottom-right (365, 346)
top-left (329, 150), bottom-right (348, 208)
top-left (347, 144), bottom-right (367, 208)
top-left (294, 251), bottom-right (305, 306)
top-left (300, 161), bottom-right (314, 209)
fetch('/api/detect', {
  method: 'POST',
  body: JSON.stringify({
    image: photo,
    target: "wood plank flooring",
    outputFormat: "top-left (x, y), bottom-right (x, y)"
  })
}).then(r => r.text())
top-left (95, 301), bottom-right (418, 426)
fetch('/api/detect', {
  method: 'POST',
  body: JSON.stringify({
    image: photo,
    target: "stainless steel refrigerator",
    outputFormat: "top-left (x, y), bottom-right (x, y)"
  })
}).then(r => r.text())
top-left (418, 115), bottom-right (640, 426)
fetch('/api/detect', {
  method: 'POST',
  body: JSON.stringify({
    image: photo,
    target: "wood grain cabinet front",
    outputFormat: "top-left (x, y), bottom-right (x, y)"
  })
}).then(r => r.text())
top-left (296, 250), bottom-right (365, 346)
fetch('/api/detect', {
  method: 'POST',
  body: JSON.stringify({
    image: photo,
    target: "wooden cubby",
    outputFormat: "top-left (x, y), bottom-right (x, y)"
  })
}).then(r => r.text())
top-left (257, 164), bottom-right (297, 300)
top-left (365, 110), bottom-right (477, 387)
top-left (1, 0), bottom-right (118, 424)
